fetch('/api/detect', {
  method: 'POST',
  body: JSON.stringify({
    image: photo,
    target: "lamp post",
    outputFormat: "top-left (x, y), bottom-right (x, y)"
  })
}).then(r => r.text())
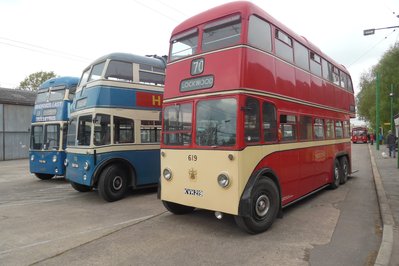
top-left (376, 73), bottom-right (380, 151)
top-left (389, 84), bottom-right (394, 131)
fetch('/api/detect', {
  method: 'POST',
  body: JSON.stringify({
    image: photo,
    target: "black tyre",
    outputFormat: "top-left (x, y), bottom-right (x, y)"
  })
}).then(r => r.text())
top-left (162, 200), bottom-right (195, 214)
top-left (34, 173), bottom-right (54, 180)
top-left (329, 159), bottom-right (341, 189)
top-left (339, 157), bottom-right (349, 184)
top-left (98, 165), bottom-right (128, 202)
top-left (70, 181), bottom-right (92, 192)
top-left (234, 178), bottom-right (279, 234)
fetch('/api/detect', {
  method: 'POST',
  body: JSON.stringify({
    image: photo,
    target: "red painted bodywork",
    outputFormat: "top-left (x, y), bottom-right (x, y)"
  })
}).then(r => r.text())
top-left (162, 1), bottom-right (354, 206)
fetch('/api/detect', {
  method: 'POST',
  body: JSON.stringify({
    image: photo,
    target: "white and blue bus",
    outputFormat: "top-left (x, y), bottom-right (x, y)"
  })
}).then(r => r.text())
top-left (30, 76), bottom-right (79, 180)
top-left (65, 53), bottom-right (166, 201)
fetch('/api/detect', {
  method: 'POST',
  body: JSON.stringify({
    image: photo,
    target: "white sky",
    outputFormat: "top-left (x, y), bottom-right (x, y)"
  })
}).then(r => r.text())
top-left (0, 0), bottom-right (398, 101)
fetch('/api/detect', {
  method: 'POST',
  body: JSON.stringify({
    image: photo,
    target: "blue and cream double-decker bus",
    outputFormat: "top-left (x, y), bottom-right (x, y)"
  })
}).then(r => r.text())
top-left (30, 76), bottom-right (79, 180)
top-left (65, 53), bottom-right (166, 202)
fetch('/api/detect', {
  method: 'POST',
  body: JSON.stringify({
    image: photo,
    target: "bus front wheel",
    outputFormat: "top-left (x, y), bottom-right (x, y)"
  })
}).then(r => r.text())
top-left (70, 181), bottom-right (92, 192)
top-left (234, 178), bottom-right (279, 234)
top-left (162, 200), bottom-right (195, 214)
top-left (34, 173), bottom-right (54, 180)
top-left (98, 165), bottom-right (127, 202)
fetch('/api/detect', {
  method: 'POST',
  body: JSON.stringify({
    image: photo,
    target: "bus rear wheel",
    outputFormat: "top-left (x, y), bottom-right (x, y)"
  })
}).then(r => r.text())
top-left (162, 200), bottom-right (195, 214)
top-left (70, 181), bottom-right (92, 192)
top-left (234, 178), bottom-right (279, 234)
top-left (329, 159), bottom-right (341, 189)
top-left (339, 157), bottom-right (349, 184)
top-left (98, 165), bottom-right (127, 202)
top-left (34, 173), bottom-right (54, 180)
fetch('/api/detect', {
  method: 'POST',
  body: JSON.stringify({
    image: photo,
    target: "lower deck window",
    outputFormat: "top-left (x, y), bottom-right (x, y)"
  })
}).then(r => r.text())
top-left (141, 120), bottom-right (161, 143)
top-left (280, 114), bottom-right (297, 141)
top-left (114, 116), bottom-right (134, 144)
top-left (94, 114), bottom-right (111, 146)
top-left (163, 103), bottom-right (192, 146)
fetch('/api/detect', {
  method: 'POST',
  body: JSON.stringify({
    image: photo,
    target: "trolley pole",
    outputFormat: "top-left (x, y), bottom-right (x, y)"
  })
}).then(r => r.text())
top-left (376, 73), bottom-right (380, 151)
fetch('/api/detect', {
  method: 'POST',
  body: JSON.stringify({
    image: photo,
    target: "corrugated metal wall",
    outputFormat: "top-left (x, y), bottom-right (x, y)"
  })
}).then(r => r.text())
top-left (0, 103), bottom-right (33, 160)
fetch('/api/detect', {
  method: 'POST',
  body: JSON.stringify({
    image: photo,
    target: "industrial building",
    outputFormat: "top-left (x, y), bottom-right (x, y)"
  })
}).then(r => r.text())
top-left (0, 88), bottom-right (36, 160)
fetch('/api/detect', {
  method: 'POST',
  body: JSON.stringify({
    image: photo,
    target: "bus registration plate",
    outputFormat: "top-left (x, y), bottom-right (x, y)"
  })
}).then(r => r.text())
top-left (184, 188), bottom-right (204, 197)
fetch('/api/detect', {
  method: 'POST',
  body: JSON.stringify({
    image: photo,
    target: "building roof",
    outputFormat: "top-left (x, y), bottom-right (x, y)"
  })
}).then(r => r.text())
top-left (0, 87), bottom-right (36, 106)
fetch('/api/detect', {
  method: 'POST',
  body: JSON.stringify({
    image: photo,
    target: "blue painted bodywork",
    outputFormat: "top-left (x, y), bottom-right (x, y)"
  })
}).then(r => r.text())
top-left (65, 149), bottom-right (160, 187)
top-left (29, 150), bottom-right (67, 175)
top-left (29, 77), bottom-right (79, 177)
top-left (71, 85), bottom-right (162, 112)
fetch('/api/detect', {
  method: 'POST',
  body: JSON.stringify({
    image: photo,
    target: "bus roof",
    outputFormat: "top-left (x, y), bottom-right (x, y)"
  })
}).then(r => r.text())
top-left (88, 52), bottom-right (167, 70)
top-left (171, 1), bottom-right (348, 74)
top-left (38, 76), bottom-right (80, 93)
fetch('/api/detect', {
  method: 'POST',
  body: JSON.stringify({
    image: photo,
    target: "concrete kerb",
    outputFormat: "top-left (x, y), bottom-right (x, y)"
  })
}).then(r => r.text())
top-left (368, 145), bottom-right (395, 266)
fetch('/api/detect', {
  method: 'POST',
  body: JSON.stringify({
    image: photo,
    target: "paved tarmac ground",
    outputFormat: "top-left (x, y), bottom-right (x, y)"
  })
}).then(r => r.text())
top-left (0, 145), bottom-right (382, 266)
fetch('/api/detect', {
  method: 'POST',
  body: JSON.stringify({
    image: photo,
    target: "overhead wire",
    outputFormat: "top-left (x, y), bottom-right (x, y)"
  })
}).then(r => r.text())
top-left (348, 29), bottom-right (397, 67)
top-left (0, 37), bottom-right (92, 63)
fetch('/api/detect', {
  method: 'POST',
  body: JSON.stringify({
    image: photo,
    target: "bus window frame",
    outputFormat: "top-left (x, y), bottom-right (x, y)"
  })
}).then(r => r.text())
top-left (162, 101), bottom-right (194, 147)
top-left (279, 113), bottom-right (297, 142)
top-left (170, 28), bottom-right (199, 62)
top-left (201, 14), bottom-right (242, 53)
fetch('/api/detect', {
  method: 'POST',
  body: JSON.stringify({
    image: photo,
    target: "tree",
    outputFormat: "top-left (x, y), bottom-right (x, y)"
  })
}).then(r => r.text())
top-left (18, 71), bottom-right (57, 91)
top-left (356, 43), bottom-right (399, 133)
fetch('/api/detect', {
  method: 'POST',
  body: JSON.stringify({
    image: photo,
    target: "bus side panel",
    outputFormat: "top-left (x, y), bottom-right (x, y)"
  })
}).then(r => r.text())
top-left (251, 147), bottom-right (300, 205)
top-left (29, 151), bottom-right (66, 176)
top-left (66, 149), bottom-right (160, 187)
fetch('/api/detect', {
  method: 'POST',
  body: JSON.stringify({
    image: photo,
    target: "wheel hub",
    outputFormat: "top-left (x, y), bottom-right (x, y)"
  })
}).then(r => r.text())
top-left (113, 176), bottom-right (123, 190)
top-left (255, 195), bottom-right (270, 217)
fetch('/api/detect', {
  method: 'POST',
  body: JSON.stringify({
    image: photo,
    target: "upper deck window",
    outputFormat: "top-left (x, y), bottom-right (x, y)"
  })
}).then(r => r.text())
top-left (49, 88), bottom-right (66, 102)
top-left (322, 59), bottom-right (333, 81)
top-left (105, 60), bottom-right (133, 82)
top-left (294, 41), bottom-right (309, 70)
top-left (35, 91), bottom-right (48, 103)
top-left (310, 52), bottom-right (322, 77)
top-left (170, 28), bottom-right (198, 61)
top-left (79, 68), bottom-right (90, 87)
top-left (275, 29), bottom-right (293, 62)
top-left (202, 15), bottom-right (241, 52)
top-left (248, 15), bottom-right (272, 52)
top-left (332, 66), bottom-right (340, 85)
top-left (88, 61), bottom-right (105, 82)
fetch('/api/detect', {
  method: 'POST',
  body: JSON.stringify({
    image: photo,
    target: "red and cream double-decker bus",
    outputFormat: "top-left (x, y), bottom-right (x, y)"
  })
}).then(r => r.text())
top-left (160, 1), bottom-right (355, 234)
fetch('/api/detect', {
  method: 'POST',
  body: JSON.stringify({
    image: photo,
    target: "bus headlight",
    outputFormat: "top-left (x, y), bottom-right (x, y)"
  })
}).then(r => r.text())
top-left (64, 159), bottom-right (69, 167)
top-left (84, 161), bottom-right (90, 171)
top-left (52, 155), bottom-right (57, 163)
top-left (30, 155), bottom-right (35, 161)
top-left (163, 168), bottom-right (172, 181)
top-left (217, 173), bottom-right (230, 188)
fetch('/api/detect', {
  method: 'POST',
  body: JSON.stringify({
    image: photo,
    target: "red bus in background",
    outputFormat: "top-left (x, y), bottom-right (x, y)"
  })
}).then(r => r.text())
top-left (351, 127), bottom-right (368, 143)
top-left (160, 1), bottom-right (356, 234)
